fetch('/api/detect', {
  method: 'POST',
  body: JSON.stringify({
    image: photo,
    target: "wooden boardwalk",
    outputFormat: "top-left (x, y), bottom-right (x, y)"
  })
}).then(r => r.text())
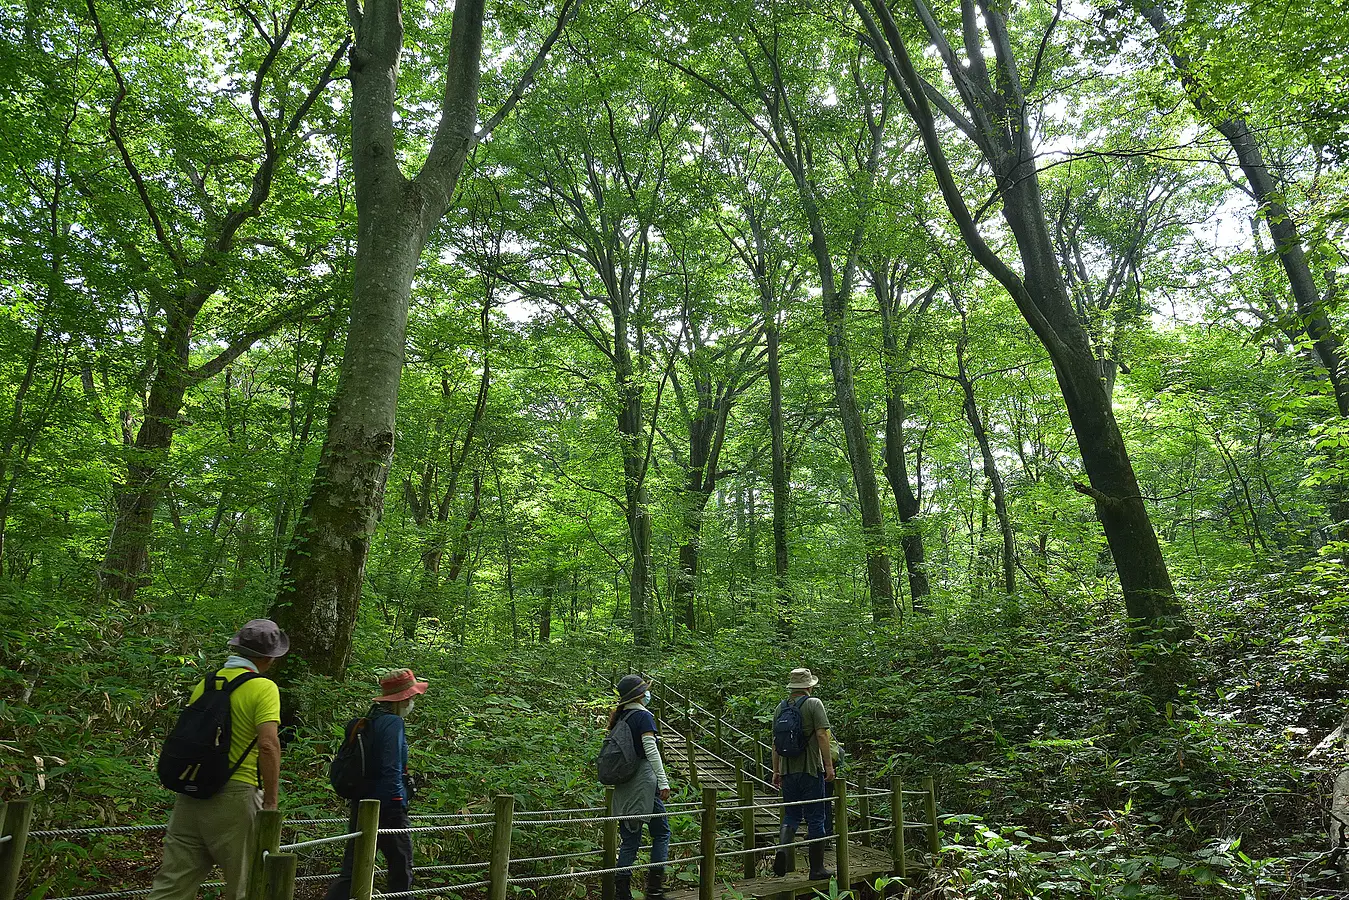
top-left (653, 722), bottom-right (930, 899)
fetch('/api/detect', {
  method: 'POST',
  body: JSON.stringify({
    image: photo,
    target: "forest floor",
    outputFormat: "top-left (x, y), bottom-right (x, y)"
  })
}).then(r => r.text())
top-left (2, 565), bottom-right (1347, 899)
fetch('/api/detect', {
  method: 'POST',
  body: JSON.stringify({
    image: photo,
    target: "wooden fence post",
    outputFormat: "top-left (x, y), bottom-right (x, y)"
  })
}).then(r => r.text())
top-left (245, 808), bottom-right (283, 900)
top-left (699, 786), bottom-right (718, 900)
top-left (755, 742), bottom-right (766, 787)
top-left (0, 798), bottom-right (34, 900)
top-left (714, 714), bottom-right (724, 756)
top-left (923, 776), bottom-right (939, 855)
top-left (602, 786), bottom-right (618, 900)
top-left (891, 776), bottom-right (907, 880)
top-left (857, 774), bottom-right (871, 848)
top-left (262, 852), bottom-right (297, 900)
top-left (488, 793), bottom-right (515, 900)
top-left (350, 799), bottom-right (381, 900)
top-left (737, 770), bottom-right (756, 879)
top-left (686, 729), bottom-right (700, 791)
top-left (834, 778), bottom-right (850, 889)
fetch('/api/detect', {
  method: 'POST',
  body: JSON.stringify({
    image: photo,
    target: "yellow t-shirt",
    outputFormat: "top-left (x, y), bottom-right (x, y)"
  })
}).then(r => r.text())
top-left (188, 668), bottom-right (281, 787)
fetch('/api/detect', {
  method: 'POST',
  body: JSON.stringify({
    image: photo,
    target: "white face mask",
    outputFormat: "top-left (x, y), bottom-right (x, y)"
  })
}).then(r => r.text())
top-left (643, 690), bottom-right (652, 706)
top-left (403, 698), bottom-right (416, 715)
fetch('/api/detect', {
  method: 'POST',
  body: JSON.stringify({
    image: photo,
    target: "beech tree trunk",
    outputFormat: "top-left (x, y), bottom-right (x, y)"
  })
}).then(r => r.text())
top-left (766, 312), bottom-right (791, 619)
top-left (874, 265), bottom-right (932, 609)
top-left (86, 0), bottom-right (345, 601)
top-left (100, 315), bottom-right (192, 599)
top-left (271, 0), bottom-right (567, 672)
top-left (275, 206), bottom-right (430, 668)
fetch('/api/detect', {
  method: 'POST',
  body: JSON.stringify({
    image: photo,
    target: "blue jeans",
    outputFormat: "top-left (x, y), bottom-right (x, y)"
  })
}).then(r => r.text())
top-left (617, 797), bottom-right (670, 872)
top-left (781, 772), bottom-right (827, 841)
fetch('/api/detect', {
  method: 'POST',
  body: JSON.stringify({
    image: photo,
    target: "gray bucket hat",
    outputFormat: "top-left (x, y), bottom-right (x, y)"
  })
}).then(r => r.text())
top-left (615, 673), bottom-right (650, 704)
top-left (229, 619), bottom-right (290, 658)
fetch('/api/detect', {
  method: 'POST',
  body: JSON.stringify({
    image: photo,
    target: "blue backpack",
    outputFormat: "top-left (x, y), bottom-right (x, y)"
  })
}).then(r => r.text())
top-left (772, 696), bottom-right (809, 758)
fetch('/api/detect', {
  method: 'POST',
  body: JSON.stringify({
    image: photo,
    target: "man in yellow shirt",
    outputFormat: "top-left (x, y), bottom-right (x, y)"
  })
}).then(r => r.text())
top-left (149, 620), bottom-right (287, 900)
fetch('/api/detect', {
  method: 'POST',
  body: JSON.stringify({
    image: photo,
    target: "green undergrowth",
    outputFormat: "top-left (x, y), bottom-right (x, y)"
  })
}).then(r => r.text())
top-left (0, 586), bottom-right (646, 898)
top-left (3, 564), bottom-right (1348, 899)
top-left (640, 570), bottom-right (1349, 899)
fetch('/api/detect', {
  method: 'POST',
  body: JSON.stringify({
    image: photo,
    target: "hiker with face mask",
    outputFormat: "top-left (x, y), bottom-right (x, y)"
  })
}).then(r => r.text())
top-left (324, 669), bottom-right (428, 900)
top-left (602, 674), bottom-right (671, 900)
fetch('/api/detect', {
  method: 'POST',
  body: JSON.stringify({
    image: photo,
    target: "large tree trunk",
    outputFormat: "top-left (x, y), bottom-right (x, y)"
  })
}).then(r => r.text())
top-left (617, 322), bottom-right (652, 644)
top-left (271, 0), bottom-right (503, 674)
top-left (820, 290), bottom-right (895, 620)
top-left (100, 315), bottom-right (191, 600)
top-left (766, 308), bottom-right (792, 623)
top-left (274, 206), bottom-right (429, 669)
top-left (86, 0), bottom-right (347, 602)
top-left (1001, 179), bottom-right (1179, 627)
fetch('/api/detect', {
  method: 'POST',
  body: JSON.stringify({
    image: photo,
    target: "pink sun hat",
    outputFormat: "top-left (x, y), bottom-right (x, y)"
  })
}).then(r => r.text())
top-left (374, 668), bottom-right (429, 702)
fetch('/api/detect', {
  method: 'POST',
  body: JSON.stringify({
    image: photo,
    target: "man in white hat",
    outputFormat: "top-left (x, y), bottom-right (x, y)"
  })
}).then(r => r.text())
top-left (771, 667), bottom-right (835, 881)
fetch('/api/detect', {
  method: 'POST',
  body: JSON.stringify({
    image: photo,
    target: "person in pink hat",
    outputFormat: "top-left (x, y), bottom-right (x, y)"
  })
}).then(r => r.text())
top-left (325, 668), bottom-right (428, 900)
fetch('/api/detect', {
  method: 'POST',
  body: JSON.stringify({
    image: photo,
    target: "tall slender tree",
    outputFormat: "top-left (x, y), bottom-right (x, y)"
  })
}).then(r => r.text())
top-left (854, 0), bottom-right (1188, 676)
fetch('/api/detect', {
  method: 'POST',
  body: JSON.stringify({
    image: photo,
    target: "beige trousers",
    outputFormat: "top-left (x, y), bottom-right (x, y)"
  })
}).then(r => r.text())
top-left (148, 781), bottom-right (262, 900)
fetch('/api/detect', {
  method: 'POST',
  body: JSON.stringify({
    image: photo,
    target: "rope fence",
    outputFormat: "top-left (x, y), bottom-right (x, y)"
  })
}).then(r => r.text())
top-left (2, 673), bottom-right (946, 900)
top-left (276, 830), bottom-right (363, 852)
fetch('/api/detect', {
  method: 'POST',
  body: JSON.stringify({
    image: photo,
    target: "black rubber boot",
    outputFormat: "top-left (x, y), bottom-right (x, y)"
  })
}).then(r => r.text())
top-left (616, 872), bottom-right (634, 900)
top-left (773, 825), bottom-right (793, 876)
top-left (645, 868), bottom-right (666, 900)
top-left (808, 843), bottom-right (834, 881)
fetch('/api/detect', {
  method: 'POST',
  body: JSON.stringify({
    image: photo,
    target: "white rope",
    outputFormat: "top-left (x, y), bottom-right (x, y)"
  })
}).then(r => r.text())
top-left (411, 861), bottom-right (488, 872)
top-left (406, 812), bottom-right (494, 821)
top-left (29, 824), bottom-right (168, 838)
top-left (379, 821), bottom-right (494, 836)
top-left (277, 831), bottom-right (362, 852)
top-left (0, 835), bottom-right (10, 844)
top-left (288, 818), bottom-right (352, 826)
top-left (295, 872), bottom-right (353, 884)
top-left (843, 826), bottom-right (895, 838)
top-left (515, 808), bottom-right (700, 827)
top-left (42, 890), bottom-right (153, 900)
top-left (509, 849), bottom-right (605, 865)
top-left (516, 806), bottom-right (606, 817)
top-left (506, 859), bottom-right (654, 884)
top-left (370, 879), bottom-right (490, 898)
top-left (719, 830), bottom-right (838, 857)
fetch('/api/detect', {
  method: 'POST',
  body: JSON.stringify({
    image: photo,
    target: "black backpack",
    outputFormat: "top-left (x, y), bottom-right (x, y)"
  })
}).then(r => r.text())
top-left (157, 670), bottom-right (261, 798)
top-left (772, 696), bottom-right (810, 758)
top-left (595, 710), bottom-right (640, 786)
top-left (329, 715), bottom-right (373, 799)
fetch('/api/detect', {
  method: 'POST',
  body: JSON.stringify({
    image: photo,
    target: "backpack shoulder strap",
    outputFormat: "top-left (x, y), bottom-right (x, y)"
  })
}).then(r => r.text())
top-left (793, 695), bottom-right (809, 711)
top-left (220, 671), bottom-right (265, 780)
top-left (222, 671), bottom-right (263, 692)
